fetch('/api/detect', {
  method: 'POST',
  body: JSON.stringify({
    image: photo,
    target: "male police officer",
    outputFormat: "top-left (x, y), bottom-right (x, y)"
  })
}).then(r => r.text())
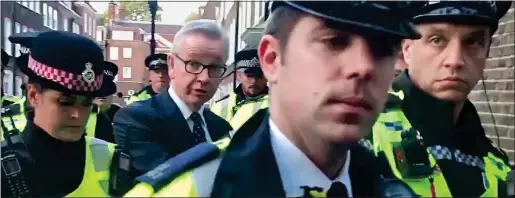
top-left (369, 1), bottom-right (513, 197)
top-left (211, 48), bottom-right (269, 131)
top-left (126, 53), bottom-right (170, 105)
top-left (125, 1), bottom-right (421, 197)
top-left (1, 31), bottom-right (117, 197)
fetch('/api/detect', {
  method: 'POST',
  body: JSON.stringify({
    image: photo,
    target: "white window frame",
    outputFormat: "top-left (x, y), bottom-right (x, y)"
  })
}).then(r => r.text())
top-left (35, 1), bottom-right (40, 14)
top-left (3, 70), bottom-right (13, 96)
top-left (15, 76), bottom-right (23, 97)
top-left (84, 13), bottom-right (88, 34)
top-left (15, 22), bottom-right (21, 57)
top-left (96, 30), bottom-right (103, 41)
top-left (43, 3), bottom-right (48, 27)
top-left (110, 47), bottom-right (119, 60)
top-left (122, 48), bottom-right (132, 59)
top-left (53, 10), bottom-right (58, 30)
top-left (122, 67), bottom-right (132, 79)
top-left (63, 18), bottom-right (68, 31)
top-left (4, 18), bottom-right (12, 55)
top-left (111, 30), bottom-right (134, 41)
top-left (22, 25), bottom-right (28, 33)
top-left (72, 22), bottom-right (80, 34)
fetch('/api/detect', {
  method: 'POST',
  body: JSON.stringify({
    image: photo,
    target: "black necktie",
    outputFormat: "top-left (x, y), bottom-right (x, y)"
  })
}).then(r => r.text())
top-left (327, 182), bottom-right (349, 198)
top-left (190, 112), bottom-right (207, 143)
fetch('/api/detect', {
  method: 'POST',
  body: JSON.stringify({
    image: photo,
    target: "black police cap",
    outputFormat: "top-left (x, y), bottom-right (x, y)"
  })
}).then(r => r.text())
top-left (412, 1), bottom-right (512, 33)
top-left (270, 1), bottom-right (422, 39)
top-left (9, 31), bottom-right (40, 49)
top-left (234, 48), bottom-right (263, 76)
top-left (145, 53), bottom-right (168, 70)
top-left (18, 31), bottom-right (106, 97)
top-left (96, 61), bottom-right (118, 96)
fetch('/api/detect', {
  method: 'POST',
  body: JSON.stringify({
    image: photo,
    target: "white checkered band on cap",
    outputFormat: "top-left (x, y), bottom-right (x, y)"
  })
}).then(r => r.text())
top-left (28, 56), bottom-right (103, 92)
top-left (236, 57), bottom-right (259, 68)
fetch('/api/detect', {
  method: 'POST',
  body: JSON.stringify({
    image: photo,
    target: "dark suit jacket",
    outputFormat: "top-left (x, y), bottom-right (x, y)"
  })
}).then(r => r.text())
top-left (113, 92), bottom-right (232, 179)
top-left (210, 109), bottom-right (389, 197)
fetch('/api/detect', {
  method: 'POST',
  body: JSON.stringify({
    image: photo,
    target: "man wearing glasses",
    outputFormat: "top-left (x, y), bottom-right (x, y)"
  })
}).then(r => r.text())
top-left (113, 19), bottom-right (233, 182)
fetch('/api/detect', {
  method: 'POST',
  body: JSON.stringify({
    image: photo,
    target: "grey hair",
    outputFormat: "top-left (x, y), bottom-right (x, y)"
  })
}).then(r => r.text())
top-left (172, 19), bottom-right (230, 62)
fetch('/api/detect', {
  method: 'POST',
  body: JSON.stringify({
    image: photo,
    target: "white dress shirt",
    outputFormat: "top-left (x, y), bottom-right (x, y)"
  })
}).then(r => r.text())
top-left (269, 119), bottom-right (352, 197)
top-left (168, 86), bottom-right (212, 142)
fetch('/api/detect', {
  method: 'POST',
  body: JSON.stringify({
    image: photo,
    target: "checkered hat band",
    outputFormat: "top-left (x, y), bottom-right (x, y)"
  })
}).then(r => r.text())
top-left (428, 145), bottom-right (485, 171)
top-left (236, 58), bottom-right (259, 68)
top-left (28, 56), bottom-right (103, 92)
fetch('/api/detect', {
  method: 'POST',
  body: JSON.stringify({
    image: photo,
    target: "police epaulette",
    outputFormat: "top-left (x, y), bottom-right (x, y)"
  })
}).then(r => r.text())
top-left (384, 93), bottom-right (403, 110)
top-left (2, 104), bottom-right (22, 116)
top-left (136, 142), bottom-right (222, 191)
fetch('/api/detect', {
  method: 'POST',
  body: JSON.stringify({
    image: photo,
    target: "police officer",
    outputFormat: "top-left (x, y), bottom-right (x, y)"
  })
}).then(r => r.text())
top-left (126, 53), bottom-right (170, 105)
top-left (211, 48), bottom-right (269, 131)
top-left (1, 36), bottom-right (117, 143)
top-left (125, 1), bottom-right (421, 197)
top-left (368, 1), bottom-right (513, 197)
top-left (85, 61), bottom-right (119, 143)
top-left (1, 31), bottom-right (116, 197)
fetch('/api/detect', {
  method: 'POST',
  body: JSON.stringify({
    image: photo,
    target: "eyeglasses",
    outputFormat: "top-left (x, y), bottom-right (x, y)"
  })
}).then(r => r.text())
top-left (173, 53), bottom-right (226, 78)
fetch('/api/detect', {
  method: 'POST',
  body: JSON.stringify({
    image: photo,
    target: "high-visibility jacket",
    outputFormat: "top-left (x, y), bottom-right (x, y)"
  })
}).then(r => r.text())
top-left (211, 92), bottom-right (268, 131)
top-left (65, 137), bottom-right (115, 197)
top-left (124, 137), bottom-right (232, 197)
top-left (126, 86), bottom-right (156, 105)
top-left (368, 90), bottom-right (512, 197)
top-left (1, 95), bottom-right (22, 107)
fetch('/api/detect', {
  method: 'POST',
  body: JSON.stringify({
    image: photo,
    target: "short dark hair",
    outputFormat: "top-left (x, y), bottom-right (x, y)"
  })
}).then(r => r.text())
top-left (263, 6), bottom-right (305, 51)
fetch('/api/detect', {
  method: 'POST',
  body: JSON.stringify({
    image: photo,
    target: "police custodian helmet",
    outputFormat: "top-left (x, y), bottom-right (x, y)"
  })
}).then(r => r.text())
top-left (269, 1), bottom-right (423, 40)
top-left (17, 31), bottom-right (108, 97)
top-left (412, 1), bottom-right (512, 33)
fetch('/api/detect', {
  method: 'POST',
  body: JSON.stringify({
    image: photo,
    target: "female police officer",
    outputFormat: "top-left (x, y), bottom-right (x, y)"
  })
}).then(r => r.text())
top-left (369, 1), bottom-right (513, 197)
top-left (1, 31), bottom-right (116, 197)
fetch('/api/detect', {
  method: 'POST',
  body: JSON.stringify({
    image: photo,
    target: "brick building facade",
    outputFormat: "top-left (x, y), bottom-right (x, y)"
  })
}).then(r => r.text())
top-left (469, 5), bottom-right (515, 163)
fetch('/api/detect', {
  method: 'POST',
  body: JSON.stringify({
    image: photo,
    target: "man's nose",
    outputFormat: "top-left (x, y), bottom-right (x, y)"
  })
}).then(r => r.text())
top-left (341, 37), bottom-right (375, 81)
top-left (443, 40), bottom-right (465, 70)
top-left (196, 67), bottom-right (211, 83)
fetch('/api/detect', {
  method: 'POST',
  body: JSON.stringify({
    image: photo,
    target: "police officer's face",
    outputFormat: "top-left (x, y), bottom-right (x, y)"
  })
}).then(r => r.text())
top-left (403, 23), bottom-right (490, 102)
top-left (259, 16), bottom-right (398, 143)
top-left (237, 70), bottom-right (267, 97)
top-left (149, 67), bottom-right (170, 91)
top-left (169, 33), bottom-right (225, 109)
top-left (28, 85), bottom-right (93, 142)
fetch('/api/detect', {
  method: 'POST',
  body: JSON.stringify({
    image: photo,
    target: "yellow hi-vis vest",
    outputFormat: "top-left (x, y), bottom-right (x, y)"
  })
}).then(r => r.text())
top-left (126, 90), bottom-right (153, 105)
top-left (369, 90), bottom-right (512, 197)
top-left (66, 137), bottom-right (115, 197)
top-left (211, 93), bottom-right (268, 131)
top-left (124, 138), bottom-right (231, 197)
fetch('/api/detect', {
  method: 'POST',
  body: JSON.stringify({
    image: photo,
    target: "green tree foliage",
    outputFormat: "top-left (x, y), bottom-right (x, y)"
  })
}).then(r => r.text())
top-left (119, 1), bottom-right (162, 22)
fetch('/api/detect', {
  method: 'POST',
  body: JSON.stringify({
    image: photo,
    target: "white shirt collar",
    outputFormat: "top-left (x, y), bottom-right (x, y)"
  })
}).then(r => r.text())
top-left (269, 119), bottom-right (352, 197)
top-left (168, 86), bottom-right (205, 123)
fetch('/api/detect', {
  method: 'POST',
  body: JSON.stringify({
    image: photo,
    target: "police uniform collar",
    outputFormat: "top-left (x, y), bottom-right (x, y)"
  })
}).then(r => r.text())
top-left (210, 109), bottom-right (287, 197)
top-left (392, 71), bottom-right (491, 154)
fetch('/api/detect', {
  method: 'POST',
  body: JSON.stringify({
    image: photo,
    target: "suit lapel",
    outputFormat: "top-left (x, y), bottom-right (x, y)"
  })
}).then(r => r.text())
top-left (203, 110), bottom-right (230, 141)
top-left (154, 92), bottom-right (196, 147)
top-left (211, 110), bottom-right (285, 197)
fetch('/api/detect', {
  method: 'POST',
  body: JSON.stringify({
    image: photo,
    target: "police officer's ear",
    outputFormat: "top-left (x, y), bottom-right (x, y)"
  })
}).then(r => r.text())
top-left (258, 34), bottom-right (281, 85)
top-left (26, 83), bottom-right (42, 108)
top-left (167, 53), bottom-right (175, 80)
top-left (401, 39), bottom-right (414, 67)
